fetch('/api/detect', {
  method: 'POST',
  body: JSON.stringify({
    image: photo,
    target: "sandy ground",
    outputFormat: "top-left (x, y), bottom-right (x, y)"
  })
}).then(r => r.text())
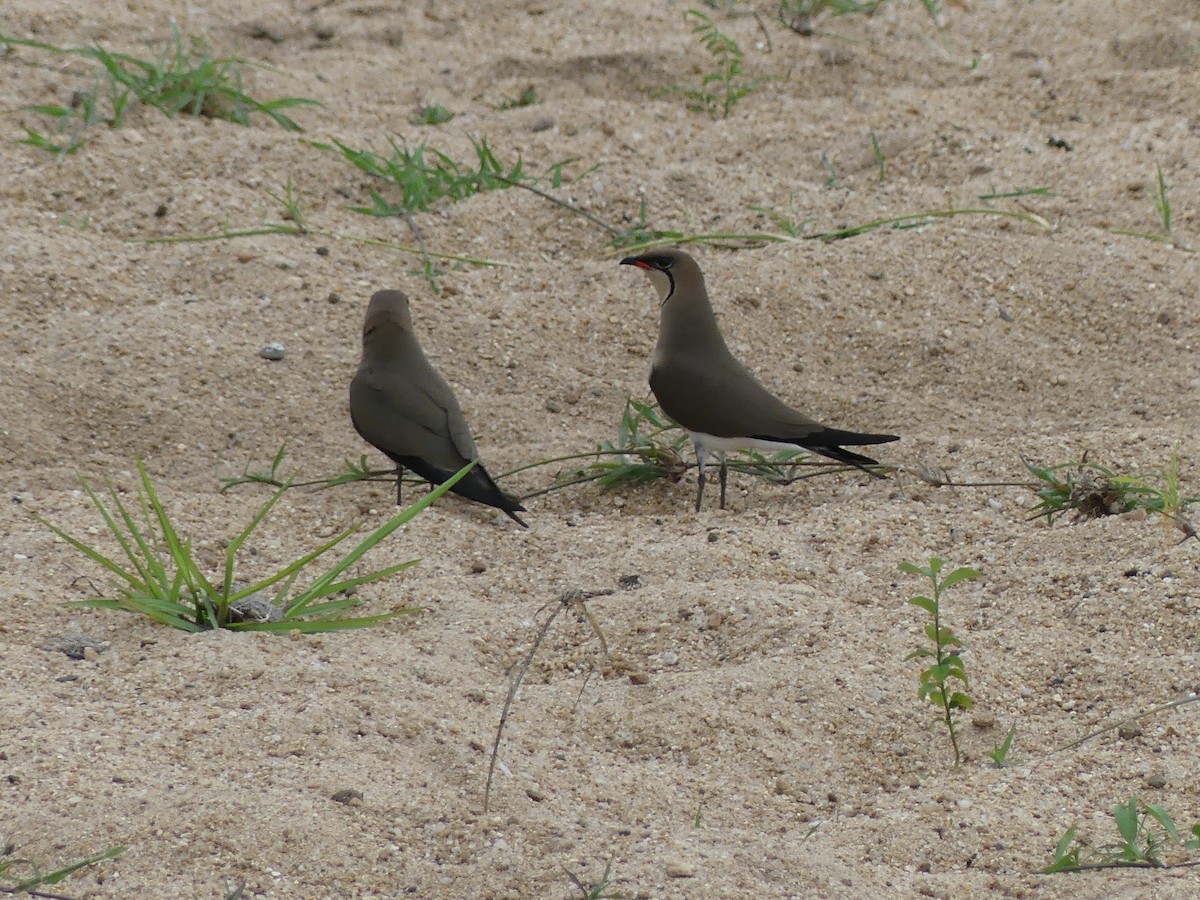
top-left (2, 0), bottom-right (1199, 897)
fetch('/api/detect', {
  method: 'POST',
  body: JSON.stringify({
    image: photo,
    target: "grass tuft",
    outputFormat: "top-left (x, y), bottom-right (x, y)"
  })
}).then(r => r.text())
top-left (1024, 455), bottom-right (1196, 540)
top-left (310, 135), bottom-right (587, 218)
top-left (37, 458), bottom-right (476, 633)
top-left (411, 103), bottom-right (454, 126)
top-left (4, 23), bottom-right (319, 155)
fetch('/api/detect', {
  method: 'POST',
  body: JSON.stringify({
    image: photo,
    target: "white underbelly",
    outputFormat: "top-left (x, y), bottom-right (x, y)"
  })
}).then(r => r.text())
top-left (688, 431), bottom-right (799, 455)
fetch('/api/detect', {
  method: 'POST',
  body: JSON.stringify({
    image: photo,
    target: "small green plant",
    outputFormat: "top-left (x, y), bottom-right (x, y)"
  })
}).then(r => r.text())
top-left (1109, 163), bottom-right (1194, 251)
top-left (820, 153), bottom-right (841, 189)
top-left (750, 195), bottom-right (816, 237)
top-left (1025, 456), bottom-right (1197, 540)
top-left (989, 722), bottom-right (1019, 767)
top-left (559, 399), bottom-right (691, 489)
top-left (3, 24), bottom-right (318, 154)
top-left (901, 556), bottom-right (981, 765)
top-left (411, 103), bottom-right (454, 126)
top-left (265, 177), bottom-right (306, 232)
top-left (1, 844), bottom-right (124, 894)
top-left (869, 132), bottom-right (886, 181)
top-left (679, 10), bottom-right (760, 118)
top-left (491, 86), bottom-right (539, 110)
top-left (37, 458), bottom-right (475, 633)
top-left (311, 135), bottom-right (583, 218)
top-left (1152, 163), bottom-right (1172, 236)
top-left (1045, 798), bottom-right (1200, 873)
top-left (778, 0), bottom-right (942, 34)
top-left (564, 859), bottom-right (623, 899)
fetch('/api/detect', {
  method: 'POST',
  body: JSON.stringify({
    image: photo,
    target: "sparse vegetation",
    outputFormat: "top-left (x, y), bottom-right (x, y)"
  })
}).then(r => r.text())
top-left (136, 180), bottom-right (506, 274)
top-left (411, 103), bottom-right (454, 126)
top-left (1025, 455), bottom-right (1196, 540)
top-left (37, 458), bottom-right (475, 633)
top-left (901, 556), bottom-right (980, 766)
top-left (564, 859), bottom-right (623, 899)
top-left (485, 589), bottom-right (613, 812)
top-left (310, 135), bottom-right (586, 218)
top-left (678, 9), bottom-right (760, 118)
top-left (1045, 798), bottom-right (1200, 873)
top-left (1, 844), bottom-right (124, 896)
top-left (1109, 163), bottom-right (1194, 251)
top-left (989, 723), bottom-right (1020, 767)
top-left (778, 0), bottom-right (944, 35)
top-left (3, 24), bottom-right (318, 155)
top-left (490, 86), bottom-right (539, 110)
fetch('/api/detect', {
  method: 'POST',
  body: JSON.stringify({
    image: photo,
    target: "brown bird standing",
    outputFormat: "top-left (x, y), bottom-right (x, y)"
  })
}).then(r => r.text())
top-left (349, 290), bottom-right (527, 526)
top-left (620, 248), bottom-right (898, 511)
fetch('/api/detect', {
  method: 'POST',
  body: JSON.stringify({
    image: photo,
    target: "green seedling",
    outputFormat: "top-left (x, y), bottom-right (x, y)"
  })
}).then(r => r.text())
top-left (265, 177), bottom-right (306, 231)
top-left (749, 195), bottom-right (816, 237)
top-left (989, 722), bottom-right (1019, 767)
top-left (564, 859), bottom-right (623, 899)
top-left (901, 556), bottom-right (981, 765)
top-left (1025, 456), bottom-right (1197, 540)
top-left (3, 24), bottom-right (318, 154)
top-left (412, 103), bottom-right (454, 125)
top-left (1045, 798), bottom-right (1200, 872)
top-left (38, 458), bottom-right (475, 633)
top-left (311, 135), bottom-right (585, 218)
top-left (821, 152), bottom-right (841, 189)
top-left (491, 86), bottom-right (539, 110)
top-left (558, 398), bottom-right (691, 490)
top-left (1, 844), bottom-right (124, 894)
top-left (137, 181), bottom-right (505, 272)
top-left (679, 10), bottom-right (760, 118)
top-left (869, 132), bottom-right (886, 181)
top-left (977, 186), bottom-right (1054, 200)
top-left (1109, 163), bottom-right (1194, 251)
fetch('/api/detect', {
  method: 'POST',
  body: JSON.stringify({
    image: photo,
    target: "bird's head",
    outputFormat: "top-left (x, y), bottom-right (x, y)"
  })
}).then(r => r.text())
top-left (619, 248), bottom-right (700, 305)
top-left (362, 290), bottom-right (413, 342)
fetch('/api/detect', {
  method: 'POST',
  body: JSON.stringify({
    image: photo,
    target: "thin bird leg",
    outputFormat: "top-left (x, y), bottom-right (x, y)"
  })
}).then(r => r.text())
top-left (395, 464), bottom-right (404, 506)
top-left (718, 453), bottom-right (728, 510)
top-left (694, 442), bottom-right (707, 512)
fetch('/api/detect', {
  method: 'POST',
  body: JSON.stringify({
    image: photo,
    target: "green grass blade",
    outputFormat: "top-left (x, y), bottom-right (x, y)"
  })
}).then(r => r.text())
top-left (288, 462), bottom-right (476, 616)
top-left (229, 608), bottom-right (419, 633)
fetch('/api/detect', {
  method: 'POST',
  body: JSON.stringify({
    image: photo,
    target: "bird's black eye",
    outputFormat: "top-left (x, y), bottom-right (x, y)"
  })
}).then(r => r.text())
top-left (650, 255), bottom-right (674, 270)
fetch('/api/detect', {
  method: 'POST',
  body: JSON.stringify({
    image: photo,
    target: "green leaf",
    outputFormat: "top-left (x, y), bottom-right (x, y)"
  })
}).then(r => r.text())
top-left (1144, 804), bottom-right (1181, 843)
top-left (1043, 825), bottom-right (1080, 873)
top-left (1186, 822), bottom-right (1200, 850)
top-left (11, 845), bottom-right (126, 890)
top-left (1113, 798), bottom-right (1140, 849)
top-left (288, 461), bottom-right (475, 616)
top-left (940, 566), bottom-right (981, 589)
top-left (228, 608), bottom-right (418, 633)
top-left (908, 595), bottom-right (935, 614)
top-left (948, 691), bottom-right (974, 710)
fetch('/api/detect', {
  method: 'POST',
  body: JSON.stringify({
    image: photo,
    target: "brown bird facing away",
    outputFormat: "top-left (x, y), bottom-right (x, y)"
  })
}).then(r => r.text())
top-left (620, 248), bottom-right (899, 511)
top-left (349, 290), bottom-right (527, 526)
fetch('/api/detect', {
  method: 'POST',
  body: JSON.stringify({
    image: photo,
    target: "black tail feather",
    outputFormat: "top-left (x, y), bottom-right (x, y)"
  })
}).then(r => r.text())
top-left (751, 428), bottom-right (899, 477)
top-left (388, 454), bottom-right (528, 526)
